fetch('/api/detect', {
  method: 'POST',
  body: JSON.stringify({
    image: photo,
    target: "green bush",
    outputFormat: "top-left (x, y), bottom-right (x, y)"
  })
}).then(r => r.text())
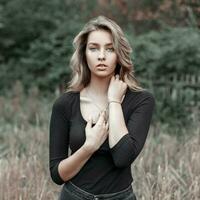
top-left (130, 27), bottom-right (200, 131)
top-left (0, 0), bottom-right (95, 93)
top-left (132, 27), bottom-right (200, 77)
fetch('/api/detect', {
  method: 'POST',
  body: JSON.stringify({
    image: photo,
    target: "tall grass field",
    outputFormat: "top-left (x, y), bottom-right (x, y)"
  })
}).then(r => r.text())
top-left (0, 87), bottom-right (199, 200)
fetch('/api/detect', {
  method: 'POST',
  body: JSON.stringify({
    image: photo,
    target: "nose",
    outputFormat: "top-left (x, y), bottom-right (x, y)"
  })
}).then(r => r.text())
top-left (98, 50), bottom-right (106, 61)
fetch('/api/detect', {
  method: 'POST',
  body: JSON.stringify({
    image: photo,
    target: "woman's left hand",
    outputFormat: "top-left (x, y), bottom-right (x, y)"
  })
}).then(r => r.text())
top-left (107, 74), bottom-right (127, 102)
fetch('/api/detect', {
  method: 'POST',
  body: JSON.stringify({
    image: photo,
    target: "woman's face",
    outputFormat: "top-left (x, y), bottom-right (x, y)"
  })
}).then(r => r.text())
top-left (85, 30), bottom-right (117, 78)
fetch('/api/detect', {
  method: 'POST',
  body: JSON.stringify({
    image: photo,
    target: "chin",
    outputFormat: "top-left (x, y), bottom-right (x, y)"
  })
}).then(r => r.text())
top-left (93, 73), bottom-right (112, 78)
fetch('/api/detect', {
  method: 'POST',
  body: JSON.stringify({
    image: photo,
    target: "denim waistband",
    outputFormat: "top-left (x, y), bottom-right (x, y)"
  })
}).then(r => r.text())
top-left (64, 181), bottom-right (133, 200)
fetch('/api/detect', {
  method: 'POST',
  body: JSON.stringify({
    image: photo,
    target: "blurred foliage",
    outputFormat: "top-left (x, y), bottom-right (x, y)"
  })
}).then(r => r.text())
top-left (0, 0), bottom-right (95, 94)
top-left (1, 0), bottom-right (199, 93)
top-left (131, 26), bottom-right (200, 131)
top-left (0, 0), bottom-right (199, 132)
top-left (132, 27), bottom-right (200, 77)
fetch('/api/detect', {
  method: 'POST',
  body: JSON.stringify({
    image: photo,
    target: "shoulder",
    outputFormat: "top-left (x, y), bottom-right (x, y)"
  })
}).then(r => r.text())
top-left (51, 91), bottom-right (79, 119)
top-left (52, 91), bottom-right (78, 110)
top-left (127, 88), bottom-right (155, 108)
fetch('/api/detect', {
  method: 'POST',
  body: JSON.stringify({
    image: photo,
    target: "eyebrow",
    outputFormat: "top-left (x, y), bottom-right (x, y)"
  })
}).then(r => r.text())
top-left (88, 42), bottom-right (113, 46)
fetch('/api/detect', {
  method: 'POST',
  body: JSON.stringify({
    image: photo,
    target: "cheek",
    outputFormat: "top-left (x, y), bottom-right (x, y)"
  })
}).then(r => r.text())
top-left (110, 54), bottom-right (117, 65)
top-left (85, 52), bottom-right (91, 65)
top-left (86, 51), bottom-right (95, 63)
top-left (86, 52), bottom-right (96, 70)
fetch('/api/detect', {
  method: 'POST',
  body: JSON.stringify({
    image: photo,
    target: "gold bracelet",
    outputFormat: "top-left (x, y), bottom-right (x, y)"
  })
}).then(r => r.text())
top-left (108, 100), bottom-right (121, 104)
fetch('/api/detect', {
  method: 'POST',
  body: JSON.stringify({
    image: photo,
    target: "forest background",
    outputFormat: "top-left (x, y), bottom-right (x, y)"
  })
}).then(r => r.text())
top-left (0, 0), bottom-right (199, 199)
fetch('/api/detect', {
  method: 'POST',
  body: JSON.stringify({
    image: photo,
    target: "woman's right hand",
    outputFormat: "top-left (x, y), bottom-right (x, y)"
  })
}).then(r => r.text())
top-left (84, 111), bottom-right (109, 152)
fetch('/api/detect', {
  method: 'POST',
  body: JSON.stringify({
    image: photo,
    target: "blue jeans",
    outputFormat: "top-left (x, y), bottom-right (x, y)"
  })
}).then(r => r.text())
top-left (58, 181), bottom-right (137, 200)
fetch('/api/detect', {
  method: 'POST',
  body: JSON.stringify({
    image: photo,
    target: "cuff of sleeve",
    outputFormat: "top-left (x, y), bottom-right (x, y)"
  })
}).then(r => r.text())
top-left (110, 133), bottom-right (129, 153)
top-left (51, 162), bottom-right (65, 185)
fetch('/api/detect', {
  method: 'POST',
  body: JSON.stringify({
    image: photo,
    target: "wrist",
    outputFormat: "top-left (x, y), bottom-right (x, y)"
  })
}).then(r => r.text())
top-left (108, 98), bottom-right (121, 104)
top-left (108, 95), bottom-right (125, 104)
top-left (108, 100), bottom-right (121, 104)
top-left (82, 143), bottom-right (96, 154)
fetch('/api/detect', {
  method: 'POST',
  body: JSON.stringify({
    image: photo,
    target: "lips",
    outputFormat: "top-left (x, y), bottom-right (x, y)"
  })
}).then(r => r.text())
top-left (96, 64), bottom-right (107, 67)
top-left (96, 64), bottom-right (107, 70)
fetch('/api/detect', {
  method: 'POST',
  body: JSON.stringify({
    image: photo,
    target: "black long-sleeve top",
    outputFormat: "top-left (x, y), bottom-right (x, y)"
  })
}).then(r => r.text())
top-left (49, 87), bottom-right (155, 195)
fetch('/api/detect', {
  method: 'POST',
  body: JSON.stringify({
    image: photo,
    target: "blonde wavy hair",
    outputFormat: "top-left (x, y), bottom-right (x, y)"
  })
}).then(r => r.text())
top-left (65, 15), bottom-right (144, 92)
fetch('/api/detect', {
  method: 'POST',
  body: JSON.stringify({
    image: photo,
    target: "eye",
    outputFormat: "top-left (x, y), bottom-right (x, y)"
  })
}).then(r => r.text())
top-left (106, 48), bottom-right (114, 52)
top-left (89, 47), bottom-right (97, 51)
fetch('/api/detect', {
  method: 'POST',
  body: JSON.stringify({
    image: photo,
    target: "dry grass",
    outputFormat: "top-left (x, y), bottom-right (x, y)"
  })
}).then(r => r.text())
top-left (0, 86), bottom-right (199, 199)
top-left (132, 124), bottom-right (200, 200)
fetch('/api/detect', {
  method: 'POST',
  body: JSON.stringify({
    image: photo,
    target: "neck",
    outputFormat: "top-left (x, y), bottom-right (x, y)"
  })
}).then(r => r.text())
top-left (87, 74), bottom-right (113, 98)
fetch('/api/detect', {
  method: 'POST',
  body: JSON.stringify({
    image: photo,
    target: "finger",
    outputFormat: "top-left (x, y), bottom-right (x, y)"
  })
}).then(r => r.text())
top-left (110, 75), bottom-right (115, 82)
top-left (103, 121), bottom-right (106, 128)
top-left (115, 74), bottom-right (120, 80)
top-left (102, 121), bottom-right (108, 132)
top-left (106, 121), bottom-right (109, 130)
top-left (103, 133), bottom-right (108, 140)
top-left (123, 82), bottom-right (127, 88)
top-left (96, 111), bottom-right (105, 126)
top-left (86, 116), bottom-right (92, 129)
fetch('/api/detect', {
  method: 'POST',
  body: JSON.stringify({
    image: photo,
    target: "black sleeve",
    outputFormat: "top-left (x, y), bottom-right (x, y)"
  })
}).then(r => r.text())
top-left (110, 92), bottom-right (155, 168)
top-left (49, 97), bottom-right (70, 185)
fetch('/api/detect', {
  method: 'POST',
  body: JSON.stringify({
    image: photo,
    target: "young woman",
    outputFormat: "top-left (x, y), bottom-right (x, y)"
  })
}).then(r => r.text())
top-left (49, 15), bottom-right (155, 200)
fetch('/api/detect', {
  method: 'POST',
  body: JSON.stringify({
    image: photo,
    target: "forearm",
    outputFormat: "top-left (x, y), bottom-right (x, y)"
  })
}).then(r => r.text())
top-left (58, 145), bottom-right (95, 182)
top-left (108, 102), bottom-right (128, 148)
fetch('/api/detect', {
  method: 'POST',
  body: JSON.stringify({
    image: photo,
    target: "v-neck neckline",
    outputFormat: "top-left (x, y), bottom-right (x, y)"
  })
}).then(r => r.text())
top-left (77, 88), bottom-right (129, 124)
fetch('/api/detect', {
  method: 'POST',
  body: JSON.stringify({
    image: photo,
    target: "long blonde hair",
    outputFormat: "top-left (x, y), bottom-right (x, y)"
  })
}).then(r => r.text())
top-left (65, 15), bottom-right (144, 92)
